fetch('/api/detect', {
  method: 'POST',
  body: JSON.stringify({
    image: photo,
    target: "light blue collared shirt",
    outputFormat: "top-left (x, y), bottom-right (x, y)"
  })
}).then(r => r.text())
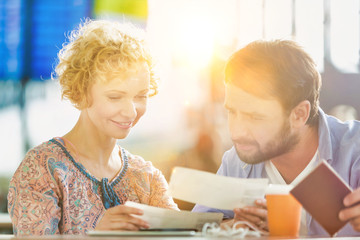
top-left (193, 108), bottom-right (360, 237)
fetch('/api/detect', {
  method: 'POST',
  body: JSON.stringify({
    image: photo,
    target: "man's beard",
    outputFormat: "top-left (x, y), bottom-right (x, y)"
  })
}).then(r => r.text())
top-left (234, 120), bottom-right (300, 164)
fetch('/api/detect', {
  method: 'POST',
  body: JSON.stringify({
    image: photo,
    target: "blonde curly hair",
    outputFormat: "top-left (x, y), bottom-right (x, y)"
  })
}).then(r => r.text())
top-left (54, 19), bottom-right (158, 109)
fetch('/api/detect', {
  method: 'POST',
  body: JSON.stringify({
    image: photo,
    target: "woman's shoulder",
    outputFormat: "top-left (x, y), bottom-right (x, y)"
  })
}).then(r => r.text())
top-left (23, 139), bottom-right (65, 163)
top-left (14, 138), bottom-right (70, 179)
top-left (22, 139), bottom-right (56, 164)
top-left (25, 138), bottom-right (59, 153)
top-left (123, 148), bottom-right (152, 167)
top-left (122, 148), bottom-right (158, 176)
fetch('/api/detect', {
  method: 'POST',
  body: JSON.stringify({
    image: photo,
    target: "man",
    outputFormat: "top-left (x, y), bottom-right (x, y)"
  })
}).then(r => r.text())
top-left (192, 39), bottom-right (360, 236)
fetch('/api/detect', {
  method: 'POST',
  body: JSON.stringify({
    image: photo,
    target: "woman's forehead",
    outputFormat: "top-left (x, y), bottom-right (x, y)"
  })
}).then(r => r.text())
top-left (93, 66), bottom-right (150, 90)
top-left (94, 62), bottom-right (149, 81)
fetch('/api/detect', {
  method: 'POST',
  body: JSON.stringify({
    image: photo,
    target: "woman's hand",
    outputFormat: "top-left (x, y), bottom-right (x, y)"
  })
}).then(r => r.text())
top-left (233, 199), bottom-right (268, 231)
top-left (95, 205), bottom-right (150, 231)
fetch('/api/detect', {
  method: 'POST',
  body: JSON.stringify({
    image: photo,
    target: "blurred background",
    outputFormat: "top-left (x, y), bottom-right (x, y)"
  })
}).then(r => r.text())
top-left (0, 0), bottom-right (359, 214)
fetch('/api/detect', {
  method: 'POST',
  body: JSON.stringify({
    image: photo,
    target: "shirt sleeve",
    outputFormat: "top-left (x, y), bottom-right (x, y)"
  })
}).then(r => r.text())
top-left (7, 148), bottom-right (62, 236)
top-left (148, 167), bottom-right (179, 210)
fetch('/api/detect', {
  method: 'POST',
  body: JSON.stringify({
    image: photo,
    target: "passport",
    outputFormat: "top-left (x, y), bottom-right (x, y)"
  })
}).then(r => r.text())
top-left (290, 160), bottom-right (353, 236)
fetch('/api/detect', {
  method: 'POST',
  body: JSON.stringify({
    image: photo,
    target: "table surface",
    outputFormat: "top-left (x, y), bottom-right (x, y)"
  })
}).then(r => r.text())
top-left (0, 213), bottom-right (358, 240)
top-left (0, 214), bottom-right (11, 228)
top-left (0, 237), bottom-right (350, 240)
top-left (0, 234), bottom-right (359, 240)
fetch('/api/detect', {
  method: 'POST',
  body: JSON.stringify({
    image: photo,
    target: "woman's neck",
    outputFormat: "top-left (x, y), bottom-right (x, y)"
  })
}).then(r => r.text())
top-left (63, 111), bottom-right (117, 167)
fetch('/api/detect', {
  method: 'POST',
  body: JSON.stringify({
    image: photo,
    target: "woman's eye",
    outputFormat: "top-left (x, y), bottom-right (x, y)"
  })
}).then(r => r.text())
top-left (228, 109), bottom-right (235, 115)
top-left (250, 115), bottom-right (263, 120)
top-left (108, 96), bottom-right (121, 100)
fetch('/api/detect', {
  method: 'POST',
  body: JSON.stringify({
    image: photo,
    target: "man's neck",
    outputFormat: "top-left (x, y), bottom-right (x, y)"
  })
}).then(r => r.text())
top-left (270, 125), bottom-right (319, 184)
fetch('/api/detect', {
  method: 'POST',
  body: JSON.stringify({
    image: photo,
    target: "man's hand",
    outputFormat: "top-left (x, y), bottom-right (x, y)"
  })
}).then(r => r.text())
top-left (233, 199), bottom-right (268, 231)
top-left (339, 188), bottom-right (360, 231)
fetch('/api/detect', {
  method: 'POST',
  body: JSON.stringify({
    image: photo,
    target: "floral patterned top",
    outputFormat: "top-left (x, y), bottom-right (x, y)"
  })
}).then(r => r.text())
top-left (7, 138), bottom-right (178, 236)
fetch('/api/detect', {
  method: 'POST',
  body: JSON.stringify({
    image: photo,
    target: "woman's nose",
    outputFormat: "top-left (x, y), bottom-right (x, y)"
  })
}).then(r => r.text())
top-left (121, 100), bottom-right (137, 119)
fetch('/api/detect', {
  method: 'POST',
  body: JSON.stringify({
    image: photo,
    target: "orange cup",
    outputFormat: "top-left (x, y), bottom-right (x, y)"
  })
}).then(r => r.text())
top-left (266, 193), bottom-right (302, 237)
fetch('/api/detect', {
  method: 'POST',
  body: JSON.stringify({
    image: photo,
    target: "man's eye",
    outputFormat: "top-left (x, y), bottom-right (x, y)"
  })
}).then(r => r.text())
top-left (250, 115), bottom-right (263, 120)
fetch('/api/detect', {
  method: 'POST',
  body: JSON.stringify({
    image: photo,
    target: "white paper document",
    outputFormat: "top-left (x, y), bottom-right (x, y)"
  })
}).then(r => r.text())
top-left (124, 201), bottom-right (223, 230)
top-left (169, 167), bottom-right (269, 210)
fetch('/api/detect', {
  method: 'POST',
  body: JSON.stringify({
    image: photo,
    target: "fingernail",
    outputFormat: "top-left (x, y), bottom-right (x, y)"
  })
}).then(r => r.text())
top-left (138, 210), bottom-right (144, 214)
top-left (339, 212), bottom-right (344, 220)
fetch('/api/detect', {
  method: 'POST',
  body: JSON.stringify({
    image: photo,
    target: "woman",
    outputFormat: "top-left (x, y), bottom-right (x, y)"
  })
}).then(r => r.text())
top-left (7, 19), bottom-right (178, 236)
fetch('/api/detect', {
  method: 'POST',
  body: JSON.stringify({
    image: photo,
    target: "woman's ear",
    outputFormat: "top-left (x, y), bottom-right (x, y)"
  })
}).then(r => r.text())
top-left (83, 86), bottom-right (93, 109)
top-left (77, 95), bottom-right (90, 110)
top-left (290, 100), bottom-right (311, 129)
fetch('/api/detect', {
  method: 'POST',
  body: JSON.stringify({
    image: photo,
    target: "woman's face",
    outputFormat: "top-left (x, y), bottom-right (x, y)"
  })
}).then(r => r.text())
top-left (85, 63), bottom-right (150, 139)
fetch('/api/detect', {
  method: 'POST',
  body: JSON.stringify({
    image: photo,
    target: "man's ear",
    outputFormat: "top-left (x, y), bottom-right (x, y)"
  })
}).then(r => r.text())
top-left (290, 100), bottom-right (311, 129)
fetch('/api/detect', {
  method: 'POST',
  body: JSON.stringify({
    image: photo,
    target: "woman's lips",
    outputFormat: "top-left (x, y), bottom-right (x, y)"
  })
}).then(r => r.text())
top-left (111, 120), bottom-right (133, 129)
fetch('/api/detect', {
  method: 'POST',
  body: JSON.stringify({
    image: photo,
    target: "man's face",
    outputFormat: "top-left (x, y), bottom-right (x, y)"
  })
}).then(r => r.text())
top-left (224, 83), bottom-right (299, 164)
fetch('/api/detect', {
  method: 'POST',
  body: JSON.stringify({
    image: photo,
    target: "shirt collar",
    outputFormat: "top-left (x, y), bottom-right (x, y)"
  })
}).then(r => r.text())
top-left (317, 107), bottom-right (334, 163)
top-left (237, 158), bottom-right (265, 178)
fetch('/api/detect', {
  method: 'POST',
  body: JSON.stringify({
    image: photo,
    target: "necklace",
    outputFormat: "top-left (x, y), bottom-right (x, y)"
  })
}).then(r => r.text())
top-left (51, 137), bottom-right (129, 209)
top-left (60, 137), bottom-right (123, 179)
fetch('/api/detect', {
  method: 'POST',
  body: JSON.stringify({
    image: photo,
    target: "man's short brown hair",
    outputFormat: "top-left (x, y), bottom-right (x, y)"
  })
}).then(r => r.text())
top-left (225, 39), bottom-right (321, 126)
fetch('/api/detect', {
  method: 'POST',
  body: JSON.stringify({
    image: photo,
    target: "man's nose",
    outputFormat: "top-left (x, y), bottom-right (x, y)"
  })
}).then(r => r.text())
top-left (230, 119), bottom-right (250, 141)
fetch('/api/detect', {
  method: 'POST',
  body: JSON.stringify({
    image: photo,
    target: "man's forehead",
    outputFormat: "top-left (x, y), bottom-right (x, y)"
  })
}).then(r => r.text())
top-left (225, 71), bottom-right (276, 95)
top-left (224, 82), bottom-right (275, 101)
top-left (224, 83), bottom-right (284, 113)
